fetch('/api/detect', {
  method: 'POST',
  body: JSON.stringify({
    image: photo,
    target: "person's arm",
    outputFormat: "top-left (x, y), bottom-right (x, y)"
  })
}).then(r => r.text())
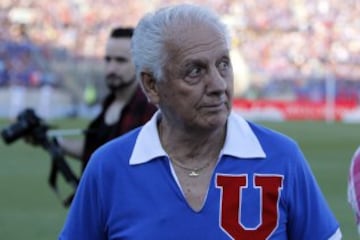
top-left (56, 136), bottom-right (84, 160)
top-left (348, 146), bottom-right (360, 235)
top-left (287, 145), bottom-right (342, 239)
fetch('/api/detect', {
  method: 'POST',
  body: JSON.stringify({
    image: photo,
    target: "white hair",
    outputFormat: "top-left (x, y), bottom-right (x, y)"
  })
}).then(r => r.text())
top-left (131, 4), bottom-right (231, 82)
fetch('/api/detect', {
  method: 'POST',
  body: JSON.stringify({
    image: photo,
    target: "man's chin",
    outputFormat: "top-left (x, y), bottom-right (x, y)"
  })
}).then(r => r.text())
top-left (107, 82), bottom-right (133, 92)
top-left (106, 77), bottom-right (136, 92)
top-left (108, 84), bottom-right (124, 93)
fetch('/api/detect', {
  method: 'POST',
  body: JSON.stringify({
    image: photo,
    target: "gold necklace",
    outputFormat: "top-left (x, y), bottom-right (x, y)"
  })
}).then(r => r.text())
top-left (159, 122), bottom-right (214, 177)
top-left (169, 157), bottom-right (213, 177)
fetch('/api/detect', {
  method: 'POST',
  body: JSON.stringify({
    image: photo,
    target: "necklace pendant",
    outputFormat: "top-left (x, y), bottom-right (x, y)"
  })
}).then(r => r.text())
top-left (189, 171), bottom-right (200, 177)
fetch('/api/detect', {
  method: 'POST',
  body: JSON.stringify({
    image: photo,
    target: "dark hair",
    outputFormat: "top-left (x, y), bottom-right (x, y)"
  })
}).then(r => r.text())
top-left (110, 27), bottom-right (134, 38)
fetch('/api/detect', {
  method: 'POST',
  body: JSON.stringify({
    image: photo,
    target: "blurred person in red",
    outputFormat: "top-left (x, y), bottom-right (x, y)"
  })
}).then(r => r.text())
top-left (348, 146), bottom-right (360, 235)
top-left (48, 27), bottom-right (157, 171)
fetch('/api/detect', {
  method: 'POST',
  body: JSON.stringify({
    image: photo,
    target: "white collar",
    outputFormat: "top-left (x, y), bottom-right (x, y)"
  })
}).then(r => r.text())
top-left (129, 110), bottom-right (266, 165)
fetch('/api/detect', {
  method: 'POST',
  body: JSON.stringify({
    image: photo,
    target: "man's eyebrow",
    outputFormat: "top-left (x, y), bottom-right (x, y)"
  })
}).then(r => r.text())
top-left (104, 56), bottom-right (128, 61)
top-left (183, 58), bottom-right (206, 66)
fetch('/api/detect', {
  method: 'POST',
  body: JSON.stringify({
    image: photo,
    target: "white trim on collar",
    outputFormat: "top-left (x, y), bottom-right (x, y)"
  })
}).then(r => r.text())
top-left (224, 111), bottom-right (266, 159)
top-left (129, 110), bottom-right (266, 165)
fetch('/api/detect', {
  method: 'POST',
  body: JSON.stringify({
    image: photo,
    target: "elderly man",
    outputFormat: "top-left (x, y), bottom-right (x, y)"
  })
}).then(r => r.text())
top-left (59, 4), bottom-right (341, 239)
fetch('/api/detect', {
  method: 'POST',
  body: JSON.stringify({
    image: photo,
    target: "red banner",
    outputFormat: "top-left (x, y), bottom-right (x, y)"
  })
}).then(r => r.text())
top-left (233, 99), bottom-right (360, 122)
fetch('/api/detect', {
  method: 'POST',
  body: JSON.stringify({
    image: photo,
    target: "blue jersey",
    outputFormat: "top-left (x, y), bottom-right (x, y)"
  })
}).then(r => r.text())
top-left (59, 111), bottom-right (341, 240)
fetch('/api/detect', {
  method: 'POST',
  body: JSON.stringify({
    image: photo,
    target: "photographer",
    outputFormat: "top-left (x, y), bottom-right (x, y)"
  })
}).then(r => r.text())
top-left (5, 27), bottom-right (157, 207)
top-left (33, 27), bottom-right (157, 172)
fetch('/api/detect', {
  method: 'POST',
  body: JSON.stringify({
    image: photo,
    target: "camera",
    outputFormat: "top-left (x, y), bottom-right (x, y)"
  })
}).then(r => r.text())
top-left (1, 108), bottom-right (47, 144)
top-left (1, 108), bottom-right (79, 207)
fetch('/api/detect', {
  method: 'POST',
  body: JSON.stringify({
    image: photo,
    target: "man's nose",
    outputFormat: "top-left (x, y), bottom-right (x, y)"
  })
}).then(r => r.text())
top-left (206, 67), bottom-right (227, 93)
top-left (106, 59), bottom-right (118, 72)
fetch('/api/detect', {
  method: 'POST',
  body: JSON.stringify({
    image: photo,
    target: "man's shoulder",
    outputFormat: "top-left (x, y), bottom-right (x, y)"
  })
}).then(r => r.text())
top-left (94, 127), bottom-right (141, 158)
top-left (244, 120), bottom-right (303, 164)
top-left (247, 121), bottom-right (297, 147)
top-left (107, 127), bottom-right (142, 147)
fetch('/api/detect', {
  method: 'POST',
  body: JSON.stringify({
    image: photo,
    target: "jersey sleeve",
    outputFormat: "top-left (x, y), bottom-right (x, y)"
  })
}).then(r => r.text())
top-left (286, 145), bottom-right (341, 240)
top-left (58, 151), bottom-right (105, 240)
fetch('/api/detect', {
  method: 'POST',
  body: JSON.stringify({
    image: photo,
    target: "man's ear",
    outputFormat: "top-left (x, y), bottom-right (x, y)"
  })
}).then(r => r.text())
top-left (140, 72), bottom-right (160, 104)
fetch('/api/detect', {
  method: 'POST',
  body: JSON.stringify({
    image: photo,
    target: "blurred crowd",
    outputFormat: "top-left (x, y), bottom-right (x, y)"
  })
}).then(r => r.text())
top-left (233, 0), bottom-right (360, 102)
top-left (0, 0), bottom-right (359, 102)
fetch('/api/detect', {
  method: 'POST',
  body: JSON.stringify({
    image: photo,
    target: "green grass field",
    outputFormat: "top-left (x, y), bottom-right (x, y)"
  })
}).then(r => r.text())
top-left (0, 118), bottom-right (359, 239)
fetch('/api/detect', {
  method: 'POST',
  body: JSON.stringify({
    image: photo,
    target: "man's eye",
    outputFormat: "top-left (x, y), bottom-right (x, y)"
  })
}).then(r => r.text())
top-left (183, 65), bottom-right (204, 84)
top-left (187, 66), bottom-right (203, 78)
top-left (218, 60), bottom-right (229, 71)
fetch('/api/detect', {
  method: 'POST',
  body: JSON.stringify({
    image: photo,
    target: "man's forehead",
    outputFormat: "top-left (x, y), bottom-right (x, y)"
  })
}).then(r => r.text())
top-left (168, 23), bottom-right (227, 50)
top-left (106, 38), bottom-right (131, 48)
top-left (106, 38), bottom-right (132, 54)
top-left (169, 37), bottom-right (229, 64)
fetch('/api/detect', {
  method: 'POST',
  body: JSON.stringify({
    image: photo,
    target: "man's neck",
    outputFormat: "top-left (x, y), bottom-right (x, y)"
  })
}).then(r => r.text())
top-left (113, 81), bottom-right (138, 102)
top-left (104, 82), bottom-right (138, 125)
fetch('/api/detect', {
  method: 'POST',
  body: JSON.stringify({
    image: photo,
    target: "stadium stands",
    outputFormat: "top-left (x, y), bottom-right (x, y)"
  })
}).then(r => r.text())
top-left (0, 0), bottom-right (359, 119)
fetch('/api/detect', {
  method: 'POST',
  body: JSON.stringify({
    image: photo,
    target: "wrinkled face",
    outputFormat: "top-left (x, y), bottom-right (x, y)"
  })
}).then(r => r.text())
top-left (155, 23), bottom-right (233, 131)
top-left (104, 37), bottom-right (136, 92)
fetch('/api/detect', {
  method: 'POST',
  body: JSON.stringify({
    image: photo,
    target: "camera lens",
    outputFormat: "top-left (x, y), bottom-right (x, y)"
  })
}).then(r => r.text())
top-left (1, 120), bottom-right (29, 144)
